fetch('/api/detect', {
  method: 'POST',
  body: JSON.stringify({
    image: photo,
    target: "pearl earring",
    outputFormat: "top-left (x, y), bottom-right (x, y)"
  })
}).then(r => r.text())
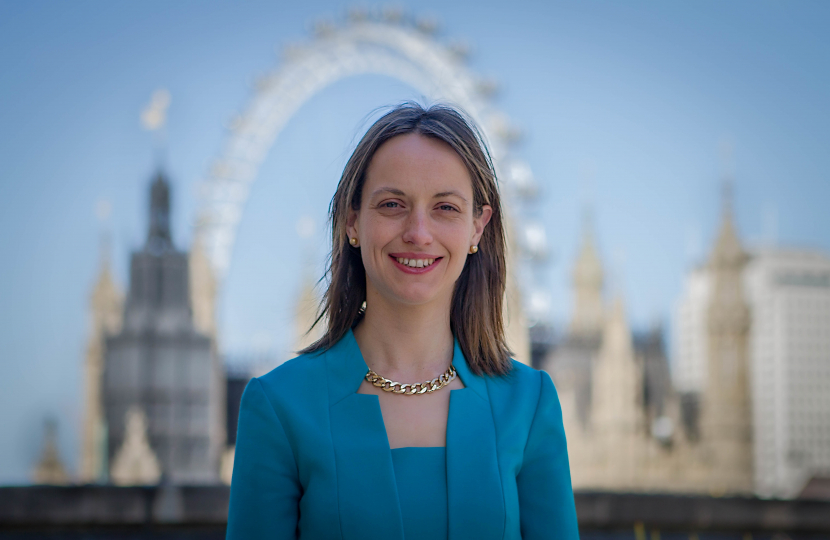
top-left (469, 245), bottom-right (478, 254)
top-left (349, 237), bottom-right (358, 247)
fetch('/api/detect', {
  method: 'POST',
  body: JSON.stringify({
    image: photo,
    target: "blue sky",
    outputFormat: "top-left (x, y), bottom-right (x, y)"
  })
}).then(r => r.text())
top-left (0, 0), bottom-right (828, 484)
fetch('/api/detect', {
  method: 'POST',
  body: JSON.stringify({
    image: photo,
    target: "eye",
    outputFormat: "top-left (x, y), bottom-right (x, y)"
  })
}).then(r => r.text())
top-left (379, 201), bottom-right (400, 208)
top-left (438, 204), bottom-right (459, 212)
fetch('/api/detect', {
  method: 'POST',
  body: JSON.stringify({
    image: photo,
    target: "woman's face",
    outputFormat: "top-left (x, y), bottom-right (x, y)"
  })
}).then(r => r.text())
top-left (347, 133), bottom-right (492, 311)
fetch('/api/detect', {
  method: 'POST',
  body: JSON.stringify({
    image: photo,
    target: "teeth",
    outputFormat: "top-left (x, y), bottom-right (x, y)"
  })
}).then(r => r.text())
top-left (396, 257), bottom-right (437, 268)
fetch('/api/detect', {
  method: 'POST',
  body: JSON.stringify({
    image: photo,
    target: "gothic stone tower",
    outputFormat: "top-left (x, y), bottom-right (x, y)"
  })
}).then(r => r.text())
top-left (570, 214), bottom-right (605, 339)
top-left (700, 188), bottom-right (753, 493)
top-left (586, 297), bottom-right (647, 489)
top-left (103, 171), bottom-right (224, 484)
top-left (79, 244), bottom-right (123, 483)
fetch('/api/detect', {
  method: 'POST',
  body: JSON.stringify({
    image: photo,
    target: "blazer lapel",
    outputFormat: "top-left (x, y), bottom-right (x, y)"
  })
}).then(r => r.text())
top-left (447, 341), bottom-right (505, 540)
top-left (326, 330), bottom-right (405, 540)
top-left (325, 330), bottom-right (505, 540)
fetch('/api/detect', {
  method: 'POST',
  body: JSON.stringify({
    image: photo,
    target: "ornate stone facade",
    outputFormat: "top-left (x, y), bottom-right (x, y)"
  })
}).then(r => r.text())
top-left (110, 407), bottom-right (161, 486)
top-left (102, 171), bottom-right (224, 484)
top-left (79, 243), bottom-right (123, 483)
top-left (544, 198), bottom-right (754, 495)
top-left (699, 199), bottom-right (754, 494)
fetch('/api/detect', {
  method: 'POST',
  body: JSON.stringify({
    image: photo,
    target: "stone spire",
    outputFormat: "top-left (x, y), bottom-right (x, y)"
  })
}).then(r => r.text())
top-left (293, 217), bottom-right (325, 353)
top-left (104, 170), bottom-right (223, 484)
top-left (34, 419), bottom-right (69, 485)
top-left (189, 236), bottom-right (217, 338)
top-left (293, 272), bottom-right (324, 353)
top-left (569, 210), bottom-right (605, 338)
top-left (110, 407), bottom-right (161, 486)
top-left (593, 297), bottom-right (642, 433)
top-left (79, 237), bottom-right (123, 483)
top-left (586, 296), bottom-right (646, 489)
top-left (701, 179), bottom-right (753, 494)
top-left (146, 170), bottom-right (173, 254)
top-left (709, 182), bottom-right (746, 275)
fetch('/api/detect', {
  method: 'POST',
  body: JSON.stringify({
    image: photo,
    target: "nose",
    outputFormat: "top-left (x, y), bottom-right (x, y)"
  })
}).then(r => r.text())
top-left (401, 208), bottom-right (433, 246)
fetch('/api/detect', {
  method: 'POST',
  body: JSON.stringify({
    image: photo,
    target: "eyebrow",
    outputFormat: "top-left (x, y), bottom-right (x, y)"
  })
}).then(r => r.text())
top-left (370, 187), bottom-right (469, 203)
top-left (370, 187), bottom-right (406, 198)
top-left (434, 190), bottom-right (468, 203)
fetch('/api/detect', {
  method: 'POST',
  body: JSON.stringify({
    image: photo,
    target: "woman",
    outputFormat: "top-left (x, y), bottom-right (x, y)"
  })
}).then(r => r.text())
top-left (226, 103), bottom-right (579, 539)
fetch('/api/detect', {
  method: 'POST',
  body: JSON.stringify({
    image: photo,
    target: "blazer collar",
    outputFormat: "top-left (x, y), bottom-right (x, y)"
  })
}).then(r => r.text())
top-left (324, 328), bottom-right (368, 405)
top-left (324, 328), bottom-right (505, 540)
top-left (324, 327), bottom-right (488, 402)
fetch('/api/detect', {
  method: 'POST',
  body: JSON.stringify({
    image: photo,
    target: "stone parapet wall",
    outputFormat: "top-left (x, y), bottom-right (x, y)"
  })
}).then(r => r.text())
top-left (2, 486), bottom-right (829, 536)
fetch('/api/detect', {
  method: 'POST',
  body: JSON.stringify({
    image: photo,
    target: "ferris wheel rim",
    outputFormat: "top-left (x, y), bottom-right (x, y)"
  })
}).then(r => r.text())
top-left (193, 17), bottom-right (537, 287)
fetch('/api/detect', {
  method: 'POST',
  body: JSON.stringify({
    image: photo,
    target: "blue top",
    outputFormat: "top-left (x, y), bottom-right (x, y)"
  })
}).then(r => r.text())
top-left (391, 447), bottom-right (448, 540)
top-left (226, 329), bottom-right (580, 540)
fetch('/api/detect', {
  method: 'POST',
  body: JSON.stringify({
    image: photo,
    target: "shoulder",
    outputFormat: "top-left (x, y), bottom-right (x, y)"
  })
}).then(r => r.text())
top-left (483, 361), bottom-right (560, 430)
top-left (246, 349), bottom-right (329, 417)
top-left (258, 349), bottom-right (327, 388)
top-left (485, 360), bottom-right (553, 401)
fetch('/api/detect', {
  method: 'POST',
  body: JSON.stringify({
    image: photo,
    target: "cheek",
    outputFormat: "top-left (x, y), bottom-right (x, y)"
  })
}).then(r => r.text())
top-left (444, 228), bottom-right (472, 266)
top-left (359, 218), bottom-right (394, 269)
top-left (360, 225), bottom-right (382, 253)
top-left (442, 220), bottom-right (475, 249)
top-left (361, 214), bottom-right (394, 242)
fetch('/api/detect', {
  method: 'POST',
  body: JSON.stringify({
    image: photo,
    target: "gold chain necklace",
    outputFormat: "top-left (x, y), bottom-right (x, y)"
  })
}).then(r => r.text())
top-left (365, 364), bottom-right (457, 395)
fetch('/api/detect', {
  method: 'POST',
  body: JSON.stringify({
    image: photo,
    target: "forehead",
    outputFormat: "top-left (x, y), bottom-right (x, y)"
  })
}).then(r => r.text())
top-left (364, 133), bottom-right (473, 197)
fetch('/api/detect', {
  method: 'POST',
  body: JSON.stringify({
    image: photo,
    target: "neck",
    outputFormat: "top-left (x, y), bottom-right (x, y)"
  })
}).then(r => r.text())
top-left (354, 289), bottom-right (454, 380)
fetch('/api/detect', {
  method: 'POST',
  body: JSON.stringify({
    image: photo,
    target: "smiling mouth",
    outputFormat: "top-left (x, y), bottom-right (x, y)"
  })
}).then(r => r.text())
top-left (391, 256), bottom-right (441, 269)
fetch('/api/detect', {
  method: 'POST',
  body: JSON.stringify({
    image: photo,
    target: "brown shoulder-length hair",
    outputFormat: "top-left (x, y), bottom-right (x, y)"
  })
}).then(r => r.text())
top-left (300, 102), bottom-right (512, 376)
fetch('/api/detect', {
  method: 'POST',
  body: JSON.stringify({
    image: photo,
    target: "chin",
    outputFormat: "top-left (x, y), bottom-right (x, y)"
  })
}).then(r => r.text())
top-left (392, 291), bottom-right (443, 307)
top-left (383, 283), bottom-right (450, 308)
top-left (365, 269), bottom-right (457, 309)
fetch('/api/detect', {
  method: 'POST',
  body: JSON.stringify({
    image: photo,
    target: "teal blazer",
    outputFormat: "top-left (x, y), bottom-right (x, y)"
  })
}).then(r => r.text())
top-left (226, 329), bottom-right (579, 539)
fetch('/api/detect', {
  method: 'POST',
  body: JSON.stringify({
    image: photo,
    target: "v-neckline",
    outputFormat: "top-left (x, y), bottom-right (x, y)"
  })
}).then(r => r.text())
top-left (324, 328), bottom-right (489, 405)
top-left (325, 329), bottom-right (506, 540)
top-left (349, 330), bottom-right (470, 451)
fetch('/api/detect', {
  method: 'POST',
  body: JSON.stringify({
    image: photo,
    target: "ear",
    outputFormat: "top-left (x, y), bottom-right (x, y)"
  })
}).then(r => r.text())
top-left (346, 208), bottom-right (359, 242)
top-left (470, 204), bottom-right (492, 246)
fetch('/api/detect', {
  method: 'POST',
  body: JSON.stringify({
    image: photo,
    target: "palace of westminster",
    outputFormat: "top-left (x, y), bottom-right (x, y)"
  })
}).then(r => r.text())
top-left (33, 169), bottom-right (830, 500)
